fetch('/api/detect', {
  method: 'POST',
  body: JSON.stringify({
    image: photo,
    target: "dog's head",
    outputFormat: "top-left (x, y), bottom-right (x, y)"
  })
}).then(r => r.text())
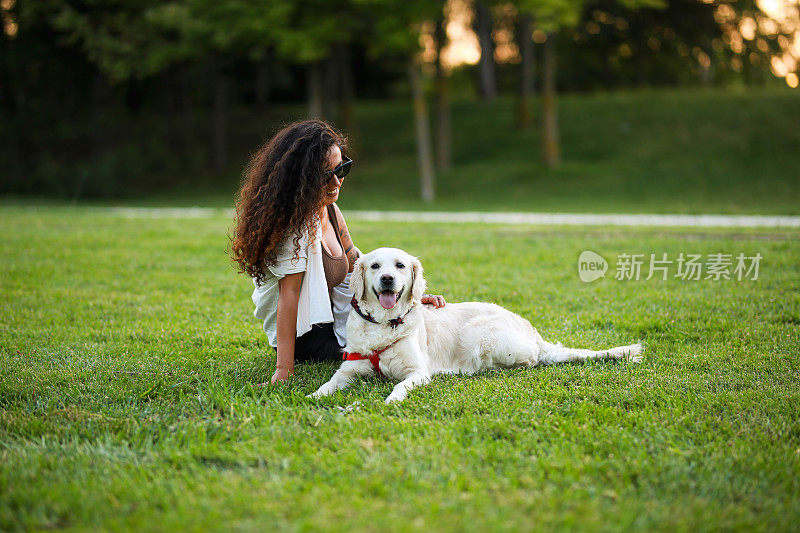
top-left (350, 248), bottom-right (426, 316)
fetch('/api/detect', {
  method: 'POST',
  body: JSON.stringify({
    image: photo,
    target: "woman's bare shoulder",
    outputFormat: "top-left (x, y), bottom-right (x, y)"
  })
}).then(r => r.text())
top-left (331, 203), bottom-right (350, 228)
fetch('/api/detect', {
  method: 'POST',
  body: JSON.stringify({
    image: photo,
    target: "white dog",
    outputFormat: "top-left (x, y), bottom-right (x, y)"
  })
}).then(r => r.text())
top-left (310, 248), bottom-right (642, 404)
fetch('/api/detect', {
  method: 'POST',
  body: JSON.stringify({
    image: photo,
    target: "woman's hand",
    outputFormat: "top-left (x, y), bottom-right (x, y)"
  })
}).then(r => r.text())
top-left (270, 366), bottom-right (294, 384)
top-left (421, 294), bottom-right (446, 308)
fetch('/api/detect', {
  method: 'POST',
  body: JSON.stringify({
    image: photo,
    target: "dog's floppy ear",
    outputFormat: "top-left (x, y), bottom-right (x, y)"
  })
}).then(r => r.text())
top-left (410, 256), bottom-right (427, 302)
top-left (349, 257), bottom-right (366, 301)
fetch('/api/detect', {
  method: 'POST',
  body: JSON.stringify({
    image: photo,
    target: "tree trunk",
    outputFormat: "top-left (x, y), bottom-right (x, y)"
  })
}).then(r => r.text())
top-left (161, 71), bottom-right (180, 168)
top-left (633, 21), bottom-right (647, 88)
top-left (255, 53), bottom-right (270, 109)
top-left (163, 70), bottom-right (179, 115)
top-left (516, 14), bottom-right (535, 129)
top-left (73, 70), bottom-right (109, 201)
top-left (700, 41), bottom-right (714, 86)
top-left (179, 66), bottom-right (195, 152)
top-left (323, 53), bottom-right (337, 121)
top-left (701, 61), bottom-right (714, 86)
top-left (90, 71), bottom-right (109, 155)
top-left (212, 58), bottom-right (229, 173)
top-left (0, 42), bottom-right (24, 185)
top-left (307, 61), bottom-right (324, 118)
top-left (474, 1), bottom-right (497, 102)
top-left (434, 17), bottom-right (451, 172)
top-left (541, 33), bottom-right (560, 167)
top-left (336, 43), bottom-right (359, 150)
top-left (408, 58), bottom-right (435, 203)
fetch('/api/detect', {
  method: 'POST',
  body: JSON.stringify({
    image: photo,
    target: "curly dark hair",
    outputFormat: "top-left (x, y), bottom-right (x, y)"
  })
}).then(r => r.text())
top-left (230, 119), bottom-right (348, 284)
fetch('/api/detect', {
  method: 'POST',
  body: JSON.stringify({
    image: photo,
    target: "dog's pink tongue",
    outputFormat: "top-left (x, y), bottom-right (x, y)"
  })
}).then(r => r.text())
top-left (378, 291), bottom-right (397, 309)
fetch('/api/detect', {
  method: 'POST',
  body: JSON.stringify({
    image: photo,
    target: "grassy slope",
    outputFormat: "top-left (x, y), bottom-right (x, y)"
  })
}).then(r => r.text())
top-left (1, 208), bottom-right (799, 531)
top-left (344, 88), bottom-right (800, 215)
top-left (91, 87), bottom-right (800, 215)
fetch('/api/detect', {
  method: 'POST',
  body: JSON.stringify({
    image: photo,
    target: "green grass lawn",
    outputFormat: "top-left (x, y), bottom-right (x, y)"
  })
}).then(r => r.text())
top-left (1, 207), bottom-right (799, 531)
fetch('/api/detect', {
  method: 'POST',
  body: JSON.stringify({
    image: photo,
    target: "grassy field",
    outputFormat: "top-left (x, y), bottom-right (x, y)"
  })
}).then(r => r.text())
top-left (1, 206), bottom-right (799, 531)
top-left (50, 87), bottom-right (797, 215)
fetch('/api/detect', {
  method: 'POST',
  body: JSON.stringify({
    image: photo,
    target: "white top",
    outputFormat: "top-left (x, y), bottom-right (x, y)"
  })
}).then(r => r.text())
top-left (251, 218), bottom-right (352, 348)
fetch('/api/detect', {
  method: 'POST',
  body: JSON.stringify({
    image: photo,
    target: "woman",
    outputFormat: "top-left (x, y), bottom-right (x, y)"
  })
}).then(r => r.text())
top-left (231, 120), bottom-right (444, 384)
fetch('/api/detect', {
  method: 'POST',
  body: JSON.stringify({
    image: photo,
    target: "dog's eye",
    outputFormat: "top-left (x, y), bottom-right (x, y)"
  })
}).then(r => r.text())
top-left (396, 262), bottom-right (405, 269)
top-left (371, 263), bottom-right (379, 269)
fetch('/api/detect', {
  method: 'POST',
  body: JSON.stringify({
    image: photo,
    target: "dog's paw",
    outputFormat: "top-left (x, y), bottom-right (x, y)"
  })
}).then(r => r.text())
top-left (308, 381), bottom-right (338, 399)
top-left (625, 343), bottom-right (643, 363)
top-left (385, 393), bottom-right (406, 404)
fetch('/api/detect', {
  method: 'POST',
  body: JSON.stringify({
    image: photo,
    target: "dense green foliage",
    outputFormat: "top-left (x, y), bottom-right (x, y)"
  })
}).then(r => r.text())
top-left (1, 208), bottom-right (798, 530)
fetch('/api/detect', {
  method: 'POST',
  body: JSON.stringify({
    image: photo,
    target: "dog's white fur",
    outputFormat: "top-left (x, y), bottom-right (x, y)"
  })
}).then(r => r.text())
top-left (310, 248), bottom-right (642, 403)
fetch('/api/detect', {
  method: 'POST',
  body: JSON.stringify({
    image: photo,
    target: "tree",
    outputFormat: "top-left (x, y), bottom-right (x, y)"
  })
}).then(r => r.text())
top-left (355, 0), bottom-right (445, 203)
top-left (409, 55), bottom-right (436, 202)
top-left (148, 0), bottom-right (291, 170)
top-left (254, 51), bottom-right (271, 110)
top-left (49, 0), bottom-right (292, 172)
top-left (540, 30), bottom-right (559, 166)
top-left (433, 15), bottom-right (451, 171)
top-left (335, 42), bottom-right (360, 150)
top-left (515, 12), bottom-right (535, 129)
top-left (515, 0), bottom-right (664, 166)
top-left (474, 0), bottom-right (498, 102)
top-left (269, 0), bottom-right (361, 121)
top-left (513, 0), bottom-right (581, 166)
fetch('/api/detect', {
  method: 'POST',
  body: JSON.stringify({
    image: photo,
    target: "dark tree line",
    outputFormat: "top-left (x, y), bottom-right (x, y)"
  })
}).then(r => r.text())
top-left (1, 0), bottom-right (792, 200)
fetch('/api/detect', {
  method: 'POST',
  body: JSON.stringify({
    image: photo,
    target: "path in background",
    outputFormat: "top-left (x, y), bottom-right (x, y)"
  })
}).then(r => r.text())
top-left (100, 207), bottom-right (800, 228)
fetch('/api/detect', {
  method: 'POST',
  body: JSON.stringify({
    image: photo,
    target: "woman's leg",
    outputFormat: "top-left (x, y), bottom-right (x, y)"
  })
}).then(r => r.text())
top-left (294, 323), bottom-right (343, 363)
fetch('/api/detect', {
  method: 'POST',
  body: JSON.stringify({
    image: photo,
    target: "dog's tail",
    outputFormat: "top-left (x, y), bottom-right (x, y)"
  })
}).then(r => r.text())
top-left (538, 341), bottom-right (642, 365)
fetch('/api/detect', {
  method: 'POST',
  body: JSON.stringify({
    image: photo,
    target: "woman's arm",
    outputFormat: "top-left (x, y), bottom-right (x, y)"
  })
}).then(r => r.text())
top-left (273, 271), bottom-right (304, 384)
top-left (332, 204), bottom-right (359, 271)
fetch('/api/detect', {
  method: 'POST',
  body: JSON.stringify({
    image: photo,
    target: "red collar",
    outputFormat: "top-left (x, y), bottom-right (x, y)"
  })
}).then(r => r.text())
top-left (342, 339), bottom-right (400, 376)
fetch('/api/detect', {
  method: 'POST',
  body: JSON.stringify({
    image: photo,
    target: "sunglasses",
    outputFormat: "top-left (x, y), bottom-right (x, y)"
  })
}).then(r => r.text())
top-left (324, 156), bottom-right (353, 183)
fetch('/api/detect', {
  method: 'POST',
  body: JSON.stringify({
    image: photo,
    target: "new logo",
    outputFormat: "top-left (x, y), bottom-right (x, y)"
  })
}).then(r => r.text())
top-left (578, 251), bottom-right (608, 282)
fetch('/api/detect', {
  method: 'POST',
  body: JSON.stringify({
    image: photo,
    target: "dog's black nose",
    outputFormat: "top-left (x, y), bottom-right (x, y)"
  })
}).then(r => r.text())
top-left (380, 274), bottom-right (394, 285)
